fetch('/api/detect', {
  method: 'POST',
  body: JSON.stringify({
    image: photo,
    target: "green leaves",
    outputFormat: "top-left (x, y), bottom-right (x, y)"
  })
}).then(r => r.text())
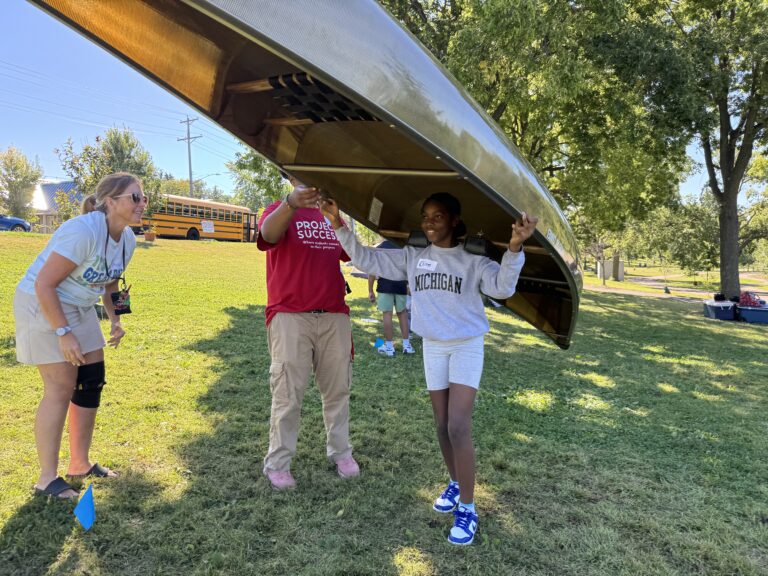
top-left (57, 127), bottom-right (160, 212)
top-left (0, 145), bottom-right (43, 220)
top-left (226, 148), bottom-right (288, 212)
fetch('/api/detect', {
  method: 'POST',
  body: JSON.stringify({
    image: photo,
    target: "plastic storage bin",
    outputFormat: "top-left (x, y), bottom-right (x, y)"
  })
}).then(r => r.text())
top-left (703, 300), bottom-right (736, 321)
top-left (737, 306), bottom-right (768, 324)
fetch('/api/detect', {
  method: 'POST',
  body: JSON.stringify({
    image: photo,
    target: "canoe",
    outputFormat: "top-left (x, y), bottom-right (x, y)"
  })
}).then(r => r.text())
top-left (29, 0), bottom-right (583, 348)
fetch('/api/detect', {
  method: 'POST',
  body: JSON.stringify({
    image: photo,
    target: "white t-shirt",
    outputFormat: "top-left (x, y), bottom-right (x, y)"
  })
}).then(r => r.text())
top-left (17, 211), bottom-right (137, 307)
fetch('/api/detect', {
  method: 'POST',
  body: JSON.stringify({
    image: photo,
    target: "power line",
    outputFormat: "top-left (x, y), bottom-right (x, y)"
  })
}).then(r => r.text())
top-left (0, 87), bottom-right (180, 136)
top-left (178, 116), bottom-right (202, 197)
top-left (0, 58), bottom-right (190, 119)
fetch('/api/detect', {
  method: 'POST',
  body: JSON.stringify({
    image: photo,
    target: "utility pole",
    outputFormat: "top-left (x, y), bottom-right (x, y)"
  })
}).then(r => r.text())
top-left (178, 117), bottom-right (201, 197)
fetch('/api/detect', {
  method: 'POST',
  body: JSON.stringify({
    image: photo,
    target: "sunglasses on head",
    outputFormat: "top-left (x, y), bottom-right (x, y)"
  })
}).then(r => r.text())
top-left (115, 191), bottom-right (148, 204)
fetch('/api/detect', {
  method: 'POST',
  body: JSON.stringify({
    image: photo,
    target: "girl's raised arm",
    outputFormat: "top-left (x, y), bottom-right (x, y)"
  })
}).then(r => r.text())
top-left (322, 198), bottom-right (408, 281)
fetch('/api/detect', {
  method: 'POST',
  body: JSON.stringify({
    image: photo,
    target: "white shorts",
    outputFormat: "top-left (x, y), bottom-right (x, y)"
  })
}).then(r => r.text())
top-left (422, 335), bottom-right (485, 391)
top-left (13, 287), bottom-right (106, 365)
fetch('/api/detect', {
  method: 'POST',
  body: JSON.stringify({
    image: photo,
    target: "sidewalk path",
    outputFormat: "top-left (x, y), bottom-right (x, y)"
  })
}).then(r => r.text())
top-left (585, 283), bottom-right (707, 303)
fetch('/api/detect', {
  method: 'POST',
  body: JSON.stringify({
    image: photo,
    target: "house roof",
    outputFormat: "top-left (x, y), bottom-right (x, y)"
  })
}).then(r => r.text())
top-left (34, 180), bottom-right (81, 213)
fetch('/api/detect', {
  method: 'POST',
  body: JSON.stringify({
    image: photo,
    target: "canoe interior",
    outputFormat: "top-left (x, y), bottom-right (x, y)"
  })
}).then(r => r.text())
top-left (31, 0), bottom-right (581, 348)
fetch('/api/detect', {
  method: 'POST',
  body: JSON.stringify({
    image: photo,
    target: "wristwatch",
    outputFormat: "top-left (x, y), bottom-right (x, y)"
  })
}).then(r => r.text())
top-left (284, 193), bottom-right (297, 210)
top-left (55, 325), bottom-right (73, 337)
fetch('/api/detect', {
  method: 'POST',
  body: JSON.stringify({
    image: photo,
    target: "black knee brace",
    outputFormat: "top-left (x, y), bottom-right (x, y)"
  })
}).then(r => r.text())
top-left (71, 361), bottom-right (106, 408)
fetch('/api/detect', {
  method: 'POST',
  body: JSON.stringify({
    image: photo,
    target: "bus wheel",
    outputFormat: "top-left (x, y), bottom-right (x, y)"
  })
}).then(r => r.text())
top-left (186, 227), bottom-right (200, 240)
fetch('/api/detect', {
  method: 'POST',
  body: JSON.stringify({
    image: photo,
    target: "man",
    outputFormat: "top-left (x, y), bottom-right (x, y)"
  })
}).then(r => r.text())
top-left (257, 174), bottom-right (359, 490)
top-left (367, 241), bottom-right (416, 357)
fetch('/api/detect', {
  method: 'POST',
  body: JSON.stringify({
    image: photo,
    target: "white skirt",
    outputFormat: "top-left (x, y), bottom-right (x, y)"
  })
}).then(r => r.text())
top-left (13, 287), bottom-right (106, 365)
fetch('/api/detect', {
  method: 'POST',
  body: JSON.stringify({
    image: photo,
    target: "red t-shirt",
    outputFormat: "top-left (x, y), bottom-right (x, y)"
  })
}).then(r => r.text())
top-left (257, 201), bottom-right (350, 325)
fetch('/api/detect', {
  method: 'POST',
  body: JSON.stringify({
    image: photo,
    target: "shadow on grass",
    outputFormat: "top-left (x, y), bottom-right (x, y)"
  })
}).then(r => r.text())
top-left (164, 301), bottom-right (450, 573)
top-left (473, 290), bottom-right (768, 573)
top-left (133, 241), bottom-right (159, 250)
top-left (0, 475), bottom-right (163, 576)
top-left (2, 292), bottom-right (765, 575)
top-left (0, 335), bottom-right (17, 367)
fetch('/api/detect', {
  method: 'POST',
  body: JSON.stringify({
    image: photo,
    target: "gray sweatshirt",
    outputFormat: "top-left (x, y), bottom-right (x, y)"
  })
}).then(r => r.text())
top-left (336, 227), bottom-right (525, 341)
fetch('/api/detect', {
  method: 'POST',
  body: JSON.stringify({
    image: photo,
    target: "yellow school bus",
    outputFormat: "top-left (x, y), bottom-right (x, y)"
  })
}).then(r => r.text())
top-left (143, 194), bottom-right (257, 241)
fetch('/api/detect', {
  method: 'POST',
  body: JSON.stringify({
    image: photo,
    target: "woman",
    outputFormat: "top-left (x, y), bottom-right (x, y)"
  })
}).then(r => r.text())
top-left (322, 192), bottom-right (536, 545)
top-left (14, 172), bottom-right (146, 499)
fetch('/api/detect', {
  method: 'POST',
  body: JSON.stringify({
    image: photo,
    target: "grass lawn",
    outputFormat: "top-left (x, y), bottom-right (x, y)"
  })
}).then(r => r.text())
top-left (1, 233), bottom-right (767, 575)
top-left (582, 264), bottom-right (768, 297)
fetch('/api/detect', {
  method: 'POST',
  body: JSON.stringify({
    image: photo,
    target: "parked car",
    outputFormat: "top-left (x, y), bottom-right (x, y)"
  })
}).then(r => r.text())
top-left (0, 214), bottom-right (32, 232)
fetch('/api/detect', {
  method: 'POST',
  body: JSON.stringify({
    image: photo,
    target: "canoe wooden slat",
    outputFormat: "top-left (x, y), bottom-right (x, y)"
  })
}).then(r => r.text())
top-left (227, 78), bottom-right (274, 93)
top-left (284, 164), bottom-right (460, 177)
top-left (263, 118), bottom-right (314, 126)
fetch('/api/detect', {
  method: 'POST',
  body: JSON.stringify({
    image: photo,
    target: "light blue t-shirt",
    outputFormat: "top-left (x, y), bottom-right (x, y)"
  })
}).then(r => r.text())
top-left (17, 211), bottom-right (137, 307)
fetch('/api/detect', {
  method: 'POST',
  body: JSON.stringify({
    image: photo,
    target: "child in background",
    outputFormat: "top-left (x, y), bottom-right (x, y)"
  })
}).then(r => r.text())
top-left (367, 239), bottom-right (415, 357)
top-left (322, 192), bottom-right (537, 545)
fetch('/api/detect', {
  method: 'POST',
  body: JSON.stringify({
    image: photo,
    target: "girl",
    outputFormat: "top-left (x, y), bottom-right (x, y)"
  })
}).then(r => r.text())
top-left (14, 172), bottom-right (146, 499)
top-left (322, 192), bottom-right (536, 545)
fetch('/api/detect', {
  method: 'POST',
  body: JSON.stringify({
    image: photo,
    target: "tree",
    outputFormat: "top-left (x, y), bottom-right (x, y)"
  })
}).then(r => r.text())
top-left (200, 184), bottom-right (232, 203)
top-left (227, 149), bottom-right (288, 212)
top-left (379, 0), bottom-right (689, 234)
top-left (590, 0), bottom-right (768, 298)
top-left (0, 146), bottom-right (43, 220)
top-left (739, 154), bottom-right (768, 255)
top-left (57, 127), bottom-right (164, 227)
top-left (53, 188), bottom-right (81, 224)
top-left (667, 197), bottom-right (720, 283)
top-left (751, 238), bottom-right (768, 272)
top-left (57, 127), bottom-right (159, 197)
top-left (159, 178), bottom-right (192, 198)
top-left (379, 1), bottom-right (768, 296)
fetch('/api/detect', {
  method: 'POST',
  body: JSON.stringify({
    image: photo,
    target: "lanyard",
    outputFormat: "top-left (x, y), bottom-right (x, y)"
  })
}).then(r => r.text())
top-left (104, 215), bottom-right (126, 279)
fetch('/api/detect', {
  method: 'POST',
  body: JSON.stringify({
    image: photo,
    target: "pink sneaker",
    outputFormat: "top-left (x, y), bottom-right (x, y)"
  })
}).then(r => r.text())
top-left (335, 456), bottom-right (360, 478)
top-left (265, 469), bottom-right (296, 490)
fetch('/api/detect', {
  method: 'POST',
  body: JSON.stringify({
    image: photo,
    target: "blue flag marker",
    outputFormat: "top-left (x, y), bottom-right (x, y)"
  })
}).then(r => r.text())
top-left (374, 338), bottom-right (384, 349)
top-left (74, 484), bottom-right (95, 530)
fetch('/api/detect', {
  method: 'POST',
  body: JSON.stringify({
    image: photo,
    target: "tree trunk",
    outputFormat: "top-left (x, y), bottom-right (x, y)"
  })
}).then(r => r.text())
top-left (718, 187), bottom-right (741, 299)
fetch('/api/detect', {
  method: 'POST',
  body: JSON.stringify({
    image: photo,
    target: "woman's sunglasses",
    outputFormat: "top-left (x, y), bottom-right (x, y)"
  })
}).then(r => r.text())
top-left (115, 192), bottom-right (148, 204)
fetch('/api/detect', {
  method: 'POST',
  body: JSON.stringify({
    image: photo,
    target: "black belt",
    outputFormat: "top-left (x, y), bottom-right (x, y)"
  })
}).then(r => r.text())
top-left (306, 309), bottom-right (327, 314)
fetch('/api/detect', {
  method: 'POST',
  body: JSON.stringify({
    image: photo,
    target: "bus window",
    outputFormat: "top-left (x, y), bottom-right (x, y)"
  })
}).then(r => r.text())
top-left (213, 208), bottom-right (219, 220)
top-left (191, 206), bottom-right (198, 217)
top-left (235, 212), bottom-right (242, 223)
top-left (225, 211), bottom-right (231, 221)
top-left (205, 208), bottom-right (212, 219)
top-left (175, 203), bottom-right (183, 216)
top-left (183, 204), bottom-right (190, 216)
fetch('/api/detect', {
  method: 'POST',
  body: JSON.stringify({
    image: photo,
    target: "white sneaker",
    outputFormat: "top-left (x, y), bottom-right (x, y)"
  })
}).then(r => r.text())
top-left (448, 506), bottom-right (478, 545)
top-left (402, 343), bottom-right (416, 354)
top-left (377, 344), bottom-right (395, 357)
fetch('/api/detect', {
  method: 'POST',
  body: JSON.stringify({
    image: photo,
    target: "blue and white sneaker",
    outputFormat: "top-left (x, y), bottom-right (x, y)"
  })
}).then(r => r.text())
top-left (377, 344), bottom-right (395, 357)
top-left (448, 505), bottom-right (479, 545)
top-left (432, 481), bottom-right (460, 513)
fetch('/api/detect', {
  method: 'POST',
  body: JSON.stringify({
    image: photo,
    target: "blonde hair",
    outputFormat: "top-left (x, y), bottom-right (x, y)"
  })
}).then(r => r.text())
top-left (91, 172), bottom-right (142, 214)
top-left (81, 194), bottom-right (97, 214)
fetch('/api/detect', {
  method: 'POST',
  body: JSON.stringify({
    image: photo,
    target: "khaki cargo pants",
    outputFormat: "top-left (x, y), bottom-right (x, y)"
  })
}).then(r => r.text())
top-left (263, 312), bottom-right (353, 473)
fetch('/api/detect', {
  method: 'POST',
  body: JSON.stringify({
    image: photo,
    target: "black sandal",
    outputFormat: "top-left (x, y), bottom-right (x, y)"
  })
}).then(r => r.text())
top-left (34, 477), bottom-right (79, 499)
top-left (67, 463), bottom-right (116, 479)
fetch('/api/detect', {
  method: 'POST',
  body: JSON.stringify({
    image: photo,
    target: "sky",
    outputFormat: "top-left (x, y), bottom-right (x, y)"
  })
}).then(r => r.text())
top-left (1, 1), bottom-right (242, 195)
top-left (1, 1), bottom-right (709, 203)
